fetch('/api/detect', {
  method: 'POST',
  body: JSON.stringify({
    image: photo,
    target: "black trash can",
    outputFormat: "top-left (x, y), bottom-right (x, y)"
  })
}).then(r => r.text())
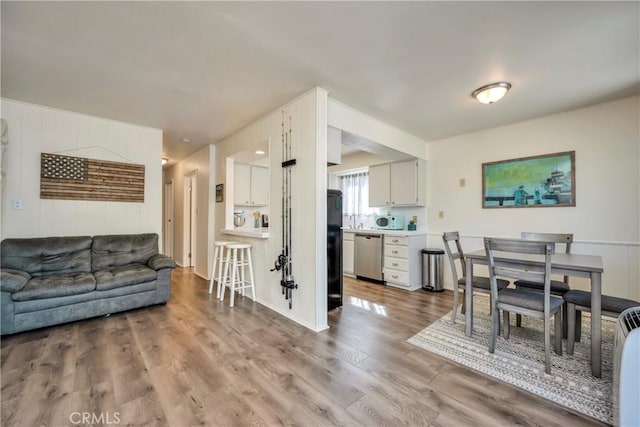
top-left (422, 248), bottom-right (445, 292)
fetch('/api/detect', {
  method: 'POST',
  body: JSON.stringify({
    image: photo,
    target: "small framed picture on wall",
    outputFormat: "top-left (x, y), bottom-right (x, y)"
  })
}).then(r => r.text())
top-left (215, 184), bottom-right (224, 203)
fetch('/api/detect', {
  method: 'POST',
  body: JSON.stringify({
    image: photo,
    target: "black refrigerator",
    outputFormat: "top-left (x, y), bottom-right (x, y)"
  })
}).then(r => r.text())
top-left (327, 190), bottom-right (343, 311)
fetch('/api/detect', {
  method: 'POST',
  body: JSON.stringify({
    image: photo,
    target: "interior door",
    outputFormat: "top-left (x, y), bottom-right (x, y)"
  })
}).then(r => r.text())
top-left (164, 180), bottom-right (174, 257)
top-left (184, 171), bottom-right (197, 268)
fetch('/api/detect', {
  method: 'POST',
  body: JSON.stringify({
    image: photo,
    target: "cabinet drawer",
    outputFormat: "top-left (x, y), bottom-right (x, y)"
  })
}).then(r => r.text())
top-left (385, 236), bottom-right (408, 246)
top-left (343, 232), bottom-right (355, 241)
top-left (384, 257), bottom-right (408, 272)
top-left (384, 268), bottom-right (409, 285)
top-left (385, 244), bottom-right (408, 259)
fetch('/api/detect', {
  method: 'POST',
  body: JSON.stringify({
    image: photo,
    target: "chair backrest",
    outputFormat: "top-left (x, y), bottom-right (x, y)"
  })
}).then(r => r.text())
top-left (521, 232), bottom-right (573, 254)
top-left (484, 237), bottom-right (555, 312)
top-left (442, 231), bottom-right (465, 283)
top-left (521, 232), bottom-right (573, 284)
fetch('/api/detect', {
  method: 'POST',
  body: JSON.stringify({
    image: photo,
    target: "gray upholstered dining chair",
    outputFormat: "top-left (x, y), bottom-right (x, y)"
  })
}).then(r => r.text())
top-left (484, 237), bottom-right (562, 374)
top-left (515, 232), bottom-right (573, 334)
top-left (563, 290), bottom-right (640, 355)
top-left (442, 231), bottom-right (509, 323)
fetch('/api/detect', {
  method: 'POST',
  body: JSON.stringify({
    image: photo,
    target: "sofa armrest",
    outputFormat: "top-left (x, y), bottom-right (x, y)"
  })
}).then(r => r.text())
top-left (148, 254), bottom-right (176, 271)
top-left (0, 269), bottom-right (31, 292)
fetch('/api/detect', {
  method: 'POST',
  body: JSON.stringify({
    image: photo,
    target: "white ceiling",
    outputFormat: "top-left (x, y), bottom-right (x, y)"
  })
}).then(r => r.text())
top-left (2, 2), bottom-right (638, 167)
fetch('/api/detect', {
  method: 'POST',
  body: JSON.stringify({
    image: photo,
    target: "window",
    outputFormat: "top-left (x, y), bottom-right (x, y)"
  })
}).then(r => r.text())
top-left (339, 171), bottom-right (374, 216)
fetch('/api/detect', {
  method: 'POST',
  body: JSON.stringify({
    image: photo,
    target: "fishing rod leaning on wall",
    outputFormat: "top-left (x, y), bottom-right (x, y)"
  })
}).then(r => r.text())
top-left (270, 110), bottom-right (298, 309)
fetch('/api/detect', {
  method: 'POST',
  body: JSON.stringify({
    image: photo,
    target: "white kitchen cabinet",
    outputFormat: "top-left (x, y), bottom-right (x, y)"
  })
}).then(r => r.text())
top-left (234, 163), bottom-right (252, 205)
top-left (343, 232), bottom-right (355, 276)
top-left (384, 234), bottom-right (423, 290)
top-left (234, 163), bottom-right (268, 206)
top-left (250, 166), bottom-right (269, 206)
top-left (369, 159), bottom-right (426, 207)
top-left (368, 163), bottom-right (391, 207)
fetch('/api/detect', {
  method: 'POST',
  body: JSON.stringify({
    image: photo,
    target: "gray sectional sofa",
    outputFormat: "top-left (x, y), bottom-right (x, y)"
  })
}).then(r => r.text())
top-left (0, 233), bottom-right (175, 335)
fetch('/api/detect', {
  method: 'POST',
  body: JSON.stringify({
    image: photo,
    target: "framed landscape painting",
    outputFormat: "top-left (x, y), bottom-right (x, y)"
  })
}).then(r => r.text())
top-left (482, 151), bottom-right (575, 208)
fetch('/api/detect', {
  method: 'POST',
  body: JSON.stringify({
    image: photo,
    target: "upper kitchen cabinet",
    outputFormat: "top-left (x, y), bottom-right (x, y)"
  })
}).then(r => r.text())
top-left (235, 163), bottom-right (269, 206)
top-left (369, 159), bottom-right (426, 207)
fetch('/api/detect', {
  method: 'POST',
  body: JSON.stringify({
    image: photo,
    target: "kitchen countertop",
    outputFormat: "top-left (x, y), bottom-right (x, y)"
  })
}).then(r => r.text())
top-left (342, 228), bottom-right (427, 236)
top-left (222, 228), bottom-right (270, 239)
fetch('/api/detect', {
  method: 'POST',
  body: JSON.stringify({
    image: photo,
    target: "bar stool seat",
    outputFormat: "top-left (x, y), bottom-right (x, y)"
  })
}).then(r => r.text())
top-left (209, 240), bottom-right (237, 299)
top-left (220, 243), bottom-right (256, 307)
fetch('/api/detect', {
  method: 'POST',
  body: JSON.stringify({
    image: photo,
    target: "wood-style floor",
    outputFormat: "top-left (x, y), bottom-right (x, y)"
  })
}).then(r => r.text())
top-left (1, 269), bottom-right (605, 427)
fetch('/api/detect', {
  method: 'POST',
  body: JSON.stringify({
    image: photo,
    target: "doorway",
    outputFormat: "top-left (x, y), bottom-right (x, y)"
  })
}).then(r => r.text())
top-left (164, 179), bottom-right (174, 257)
top-left (183, 170), bottom-right (197, 268)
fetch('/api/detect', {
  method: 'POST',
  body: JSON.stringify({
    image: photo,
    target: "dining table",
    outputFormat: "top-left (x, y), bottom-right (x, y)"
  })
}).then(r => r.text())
top-left (464, 249), bottom-right (605, 378)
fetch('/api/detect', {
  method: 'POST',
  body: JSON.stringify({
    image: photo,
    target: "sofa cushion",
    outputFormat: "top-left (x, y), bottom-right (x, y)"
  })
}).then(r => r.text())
top-left (92, 234), bottom-right (158, 271)
top-left (0, 269), bottom-right (31, 292)
top-left (13, 281), bottom-right (158, 314)
top-left (94, 264), bottom-right (157, 291)
top-left (1, 236), bottom-right (92, 277)
top-left (12, 273), bottom-right (96, 301)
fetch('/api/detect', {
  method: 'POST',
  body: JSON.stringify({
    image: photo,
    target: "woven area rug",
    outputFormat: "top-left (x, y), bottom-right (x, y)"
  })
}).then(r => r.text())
top-left (407, 296), bottom-right (614, 424)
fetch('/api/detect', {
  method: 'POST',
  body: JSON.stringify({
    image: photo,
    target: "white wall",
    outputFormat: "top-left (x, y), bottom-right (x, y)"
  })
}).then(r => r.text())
top-left (427, 96), bottom-right (640, 300)
top-left (162, 145), bottom-right (215, 279)
top-left (1, 99), bottom-right (163, 240)
top-left (328, 98), bottom-right (428, 160)
top-left (215, 88), bottom-right (328, 331)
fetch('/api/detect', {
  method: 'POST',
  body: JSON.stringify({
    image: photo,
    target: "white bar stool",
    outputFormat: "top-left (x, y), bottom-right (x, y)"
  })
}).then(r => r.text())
top-left (209, 240), bottom-right (237, 298)
top-left (219, 243), bottom-right (256, 307)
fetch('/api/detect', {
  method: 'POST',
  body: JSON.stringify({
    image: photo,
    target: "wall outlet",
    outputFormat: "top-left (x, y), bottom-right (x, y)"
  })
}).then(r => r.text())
top-left (438, 211), bottom-right (444, 219)
top-left (459, 178), bottom-right (466, 187)
top-left (12, 199), bottom-right (23, 210)
top-left (136, 204), bottom-right (144, 214)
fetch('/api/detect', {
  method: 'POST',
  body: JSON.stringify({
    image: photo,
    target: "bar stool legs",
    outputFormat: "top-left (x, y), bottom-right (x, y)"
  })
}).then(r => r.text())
top-left (219, 243), bottom-right (256, 308)
top-left (209, 241), bottom-right (235, 298)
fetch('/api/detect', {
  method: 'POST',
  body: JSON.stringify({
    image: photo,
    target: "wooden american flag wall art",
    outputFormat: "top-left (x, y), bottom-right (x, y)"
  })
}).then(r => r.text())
top-left (40, 153), bottom-right (145, 202)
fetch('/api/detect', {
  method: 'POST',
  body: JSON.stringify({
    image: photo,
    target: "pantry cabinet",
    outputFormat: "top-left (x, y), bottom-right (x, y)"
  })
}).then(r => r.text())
top-left (234, 163), bottom-right (268, 206)
top-left (369, 159), bottom-right (426, 207)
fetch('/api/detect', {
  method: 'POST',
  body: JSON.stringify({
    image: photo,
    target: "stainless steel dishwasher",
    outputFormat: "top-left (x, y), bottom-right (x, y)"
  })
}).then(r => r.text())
top-left (354, 233), bottom-right (383, 282)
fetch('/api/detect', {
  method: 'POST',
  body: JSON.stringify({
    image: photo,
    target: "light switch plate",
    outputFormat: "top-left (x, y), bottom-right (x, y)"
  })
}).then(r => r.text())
top-left (438, 211), bottom-right (444, 219)
top-left (459, 178), bottom-right (466, 187)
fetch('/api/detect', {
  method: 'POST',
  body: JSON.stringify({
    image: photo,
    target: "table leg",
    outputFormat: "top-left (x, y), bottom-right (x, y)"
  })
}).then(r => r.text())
top-left (591, 271), bottom-right (602, 378)
top-left (465, 258), bottom-right (473, 337)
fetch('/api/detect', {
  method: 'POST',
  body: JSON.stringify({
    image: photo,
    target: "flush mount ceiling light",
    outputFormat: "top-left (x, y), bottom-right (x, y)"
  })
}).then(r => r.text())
top-left (181, 137), bottom-right (190, 144)
top-left (161, 157), bottom-right (168, 165)
top-left (255, 150), bottom-right (265, 155)
top-left (472, 82), bottom-right (512, 105)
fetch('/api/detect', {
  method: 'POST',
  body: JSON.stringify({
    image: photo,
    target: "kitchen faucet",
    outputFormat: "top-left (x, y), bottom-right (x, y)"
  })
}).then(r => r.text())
top-left (357, 223), bottom-right (364, 229)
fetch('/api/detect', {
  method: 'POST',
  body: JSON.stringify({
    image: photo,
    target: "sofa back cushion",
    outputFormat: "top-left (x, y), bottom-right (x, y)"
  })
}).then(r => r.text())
top-left (1, 236), bottom-right (92, 277)
top-left (92, 234), bottom-right (158, 271)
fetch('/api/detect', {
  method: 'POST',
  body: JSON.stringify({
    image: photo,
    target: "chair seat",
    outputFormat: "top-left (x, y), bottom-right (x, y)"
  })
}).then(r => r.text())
top-left (498, 288), bottom-right (564, 312)
top-left (563, 290), bottom-right (640, 314)
top-left (514, 279), bottom-right (570, 294)
top-left (458, 276), bottom-right (509, 291)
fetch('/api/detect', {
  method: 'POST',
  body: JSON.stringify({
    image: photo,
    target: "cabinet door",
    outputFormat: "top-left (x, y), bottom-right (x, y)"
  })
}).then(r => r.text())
top-left (368, 163), bottom-right (390, 207)
top-left (234, 163), bottom-right (252, 205)
top-left (250, 166), bottom-right (269, 206)
top-left (343, 239), bottom-right (354, 274)
top-left (390, 160), bottom-right (417, 205)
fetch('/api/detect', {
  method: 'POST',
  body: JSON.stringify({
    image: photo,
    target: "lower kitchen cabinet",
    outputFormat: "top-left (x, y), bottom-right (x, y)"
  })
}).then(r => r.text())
top-left (384, 234), bottom-right (423, 290)
top-left (343, 232), bottom-right (355, 276)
